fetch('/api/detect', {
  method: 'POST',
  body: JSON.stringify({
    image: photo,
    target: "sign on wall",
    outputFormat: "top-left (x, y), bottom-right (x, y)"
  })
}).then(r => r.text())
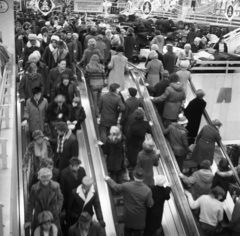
top-left (0, 0), bottom-right (9, 13)
top-left (225, 4), bottom-right (235, 22)
top-left (74, 0), bottom-right (103, 12)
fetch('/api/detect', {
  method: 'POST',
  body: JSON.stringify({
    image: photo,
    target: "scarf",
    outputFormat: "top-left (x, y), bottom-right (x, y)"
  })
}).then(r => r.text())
top-left (40, 225), bottom-right (54, 236)
top-left (52, 48), bottom-right (68, 63)
top-left (34, 140), bottom-right (48, 159)
top-left (57, 132), bottom-right (67, 153)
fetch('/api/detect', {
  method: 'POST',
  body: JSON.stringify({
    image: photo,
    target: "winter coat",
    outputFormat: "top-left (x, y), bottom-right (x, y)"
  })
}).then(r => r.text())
top-left (145, 50), bottom-right (165, 68)
top-left (79, 48), bottom-right (103, 68)
top-left (106, 179), bottom-right (154, 230)
top-left (103, 136), bottom-right (126, 172)
top-left (18, 73), bottom-right (45, 100)
top-left (186, 31), bottom-right (197, 44)
top-left (145, 186), bottom-right (171, 231)
top-left (68, 221), bottom-right (105, 236)
top-left (146, 58), bottom-right (164, 87)
top-left (120, 97), bottom-right (143, 136)
top-left (127, 120), bottom-right (151, 168)
top-left (54, 81), bottom-right (80, 104)
top-left (108, 54), bottom-right (128, 90)
top-left (67, 185), bottom-right (103, 226)
top-left (43, 45), bottom-right (72, 72)
top-left (154, 82), bottom-right (185, 120)
top-left (213, 43), bottom-right (228, 53)
top-left (184, 98), bottom-right (206, 139)
top-left (102, 36), bottom-right (111, 60)
top-left (23, 40), bottom-right (44, 67)
top-left (67, 39), bottom-right (78, 62)
top-left (181, 169), bottom-right (214, 199)
top-left (83, 34), bottom-right (98, 50)
top-left (59, 166), bottom-right (86, 212)
top-left (190, 43), bottom-right (204, 53)
top-left (136, 150), bottom-right (159, 186)
top-left (41, 36), bottom-right (51, 50)
top-left (192, 125), bottom-right (221, 165)
top-left (95, 40), bottom-right (106, 62)
top-left (23, 97), bottom-right (48, 133)
top-left (26, 180), bottom-right (63, 236)
top-left (150, 35), bottom-right (165, 54)
top-left (69, 105), bottom-right (86, 131)
top-left (165, 123), bottom-right (190, 156)
top-left (228, 199), bottom-right (240, 233)
top-left (46, 67), bottom-right (75, 101)
top-left (124, 34), bottom-right (136, 60)
top-left (99, 92), bottom-right (125, 127)
top-left (163, 52), bottom-right (177, 74)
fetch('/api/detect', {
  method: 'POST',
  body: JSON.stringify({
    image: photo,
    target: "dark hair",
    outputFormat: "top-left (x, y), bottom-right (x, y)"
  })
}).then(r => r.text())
top-left (218, 158), bottom-right (230, 172)
top-left (116, 45), bottom-right (125, 53)
top-left (169, 73), bottom-right (179, 83)
top-left (109, 83), bottom-right (120, 92)
top-left (61, 73), bottom-right (70, 81)
top-left (200, 160), bottom-right (211, 170)
top-left (27, 63), bottom-right (37, 73)
top-left (58, 58), bottom-right (67, 64)
top-left (155, 30), bottom-right (161, 35)
top-left (210, 186), bottom-right (226, 199)
top-left (116, 27), bottom-right (121, 34)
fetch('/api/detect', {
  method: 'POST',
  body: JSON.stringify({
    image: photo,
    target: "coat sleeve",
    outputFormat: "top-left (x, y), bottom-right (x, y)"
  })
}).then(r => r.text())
top-left (46, 70), bottom-right (52, 95)
top-left (108, 56), bottom-right (114, 70)
top-left (117, 97), bottom-right (125, 112)
top-left (71, 138), bottom-right (79, 157)
top-left (73, 83), bottom-right (80, 98)
top-left (59, 172), bottom-right (66, 205)
top-left (18, 74), bottom-right (26, 99)
top-left (23, 100), bottom-right (30, 121)
top-left (57, 184), bottom-right (64, 215)
top-left (66, 190), bottom-right (74, 225)
top-left (164, 186), bottom-right (171, 200)
top-left (146, 190), bottom-right (154, 207)
top-left (153, 87), bottom-right (170, 103)
top-left (181, 174), bottom-right (196, 185)
top-left (77, 107), bottom-right (86, 123)
top-left (228, 200), bottom-right (240, 229)
top-left (181, 131), bottom-right (190, 153)
top-left (93, 190), bottom-right (104, 222)
top-left (39, 74), bottom-right (45, 95)
top-left (79, 50), bottom-right (87, 67)
top-left (26, 186), bottom-right (35, 222)
top-left (106, 178), bottom-right (123, 192)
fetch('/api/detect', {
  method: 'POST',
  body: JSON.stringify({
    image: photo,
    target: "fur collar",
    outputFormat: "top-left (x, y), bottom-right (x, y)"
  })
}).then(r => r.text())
top-left (26, 40), bottom-right (41, 48)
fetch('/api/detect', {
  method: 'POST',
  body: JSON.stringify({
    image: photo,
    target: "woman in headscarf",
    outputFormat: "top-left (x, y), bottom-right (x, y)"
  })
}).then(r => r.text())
top-left (22, 130), bottom-right (54, 191)
top-left (178, 43), bottom-right (194, 64)
top-left (145, 44), bottom-right (165, 68)
top-left (126, 108), bottom-right (151, 168)
top-left (145, 50), bottom-right (164, 87)
top-left (144, 175), bottom-right (171, 236)
top-left (150, 30), bottom-right (165, 54)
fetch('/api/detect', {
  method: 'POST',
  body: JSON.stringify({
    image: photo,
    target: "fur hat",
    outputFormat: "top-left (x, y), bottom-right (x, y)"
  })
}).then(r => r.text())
top-left (32, 130), bottom-right (44, 140)
top-left (149, 50), bottom-right (158, 60)
top-left (177, 114), bottom-right (188, 125)
top-left (28, 53), bottom-right (38, 63)
top-left (151, 44), bottom-right (159, 51)
top-left (38, 168), bottom-right (52, 180)
top-left (179, 60), bottom-right (190, 69)
top-left (28, 34), bottom-right (37, 40)
top-left (51, 35), bottom-right (60, 42)
top-left (88, 38), bottom-right (96, 46)
top-left (154, 175), bottom-right (167, 186)
top-left (37, 34), bottom-right (43, 40)
top-left (32, 50), bottom-right (41, 61)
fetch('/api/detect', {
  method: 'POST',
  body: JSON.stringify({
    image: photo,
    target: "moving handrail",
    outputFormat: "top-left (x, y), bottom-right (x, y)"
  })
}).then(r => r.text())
top-left (77, 65), bottom-right (119, 236)
top-left (128, 64), bottom-right (204, 236)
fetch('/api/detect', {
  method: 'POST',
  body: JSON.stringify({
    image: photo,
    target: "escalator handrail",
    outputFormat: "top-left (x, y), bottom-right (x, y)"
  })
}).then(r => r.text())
top-left (128, 68), bottom-right (204, 236)
top-left (188, 79), bottom-right (240, 187)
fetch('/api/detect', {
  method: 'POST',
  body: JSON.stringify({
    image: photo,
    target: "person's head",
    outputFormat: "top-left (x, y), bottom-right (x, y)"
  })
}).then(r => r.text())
top-left (142, 139), bottom-right (155, 152)
top-left (196, 89), bottom-right (205, 99)
top-left (41, 158), bottom-right (54, 171)
top-left (88, 38), bottom-right (96, 49)
top-left (116, 45), bottom-right (125, 53)
top-left (166, 43), bottom-right (173, 52)
top-left (200, 160), bottom-right (211, 170)
top-left (57, 40), bottom-right (65, 52)
top-left (58, 59), bottom-right (67, 70)
top-left (38, 168), bottom-right (52, 186)
top-left (184, 43), bottom-right (191, 52)
top-left (27, 63), bottom-right (38, 75)
top-left (37, 34), bottom-right (43, 42)
top-left (60, 29), bottom-right (67, 40)
top-left (32, 86), bottom-right (42, 100)
top-left (109, 83), bottom-right (120, 93)
top-left (28, 53), bottom-right (38, 64)
top-left (28, 34), bottom-right (37, 46)
top-left (179, 60), bottom-right (190, 70)
top-left (111, 37), bottom-right (120, 47)
top-left (148, 50), bottom-right (158, 60)
top-left (109, 126), bottom-right (122, 141)
top-left (78, 212), bottom-right (92, 230)
top-left (133, 168), bottom-right (145, 182)
top-left (155, 30), bottom-right (161, 36)
top-left (72, 33), bottom-right (79, 41)
top-left (69, 156), bottom-right (81, 172)
top-left (90, 26), bottom-right (97, 35)
top-left (38, 211), bottom-right (53, 232)
top-left (41, 27), bottom-right (49, 37)
top-left (55, 121), bottom-right (68, 135)
top-left (72, 97), bottom-right (81, 107)
top-left (201, 36), bottom-right (207, 44)
top-left (150, 44), bottom-right (159, 51)
top-left (97, 34), bottom-right (103, 41)
top-left (154, 175), bottom-right (167, 187)
top-left (169, 73), bottom-right (179, 83)
top-left (218, 158), bottom-right (230, 172)
top-left (133, 108), bottom-right (145, 121)
top-left (177, 114), bottom-right (188, 127)
top-left (210, 186), bottom-right (226, 201)
top-left (105, 29), bottom-right (112, 37)
top-left (66, 31), bottom-right (72, 39)
top-left (82, 176), bottom-right (94, 192)
top-left (184, 24), bottom-right (189, 30)
top-left (54, 94), bottom-right (66, 107)
top-left (194, 37), bottom-right (201, 45)
top-left (211, 119), bottom-right (222, 129)
top-left (61, 74), bottom-right (70, 86)
top-left (32, 130), bottom-right (44, 145)
top-left (127, 27), bottom-right (134, 35)
top-left (128, 87), bottom-right (138, 97)
top-left (162, 70), bottom-right (169, 79)
top-left (51, 35), bottom-right (59, 48)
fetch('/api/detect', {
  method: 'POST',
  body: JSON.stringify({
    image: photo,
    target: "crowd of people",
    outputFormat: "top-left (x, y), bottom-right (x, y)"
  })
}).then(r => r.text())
top-left (14, 9), bottom-right (240, 236)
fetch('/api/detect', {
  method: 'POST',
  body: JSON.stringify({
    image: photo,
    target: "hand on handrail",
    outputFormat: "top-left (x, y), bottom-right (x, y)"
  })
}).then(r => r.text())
top-left (21, 120), bottom-right (28, 127)
top-left (20, 98), bottom-right (25, 103)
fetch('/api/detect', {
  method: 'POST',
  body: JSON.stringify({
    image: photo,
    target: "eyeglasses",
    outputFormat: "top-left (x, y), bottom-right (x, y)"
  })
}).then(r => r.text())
top-left (42, 220), bottom-right (51, 225)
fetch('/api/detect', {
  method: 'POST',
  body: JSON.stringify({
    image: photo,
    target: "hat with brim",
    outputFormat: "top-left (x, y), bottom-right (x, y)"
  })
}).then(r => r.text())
top-left (133, 168), bottom-right (145, 180)
top-left (69, 156), bottom-right (81, 165)
top-left (38, 168), bottom-right (52, 180)
top-left (32, 130), bottom-right (44, 140)
top-left (28, 34), bottom-right (37, 40)
top-left (177, 114), bottom-right (188, 125)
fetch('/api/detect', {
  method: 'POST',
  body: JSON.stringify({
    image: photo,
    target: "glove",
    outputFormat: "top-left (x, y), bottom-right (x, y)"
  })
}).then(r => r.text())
top-left (97, 118), bottom-right (100, 124)
top-left (58, 113), bottom-right (63, 119)
top-left (149, 96), bottom-right (154, 101)
top-left (21, 120), bottom-right (28, 126)
top-left (73, 120), bottom-right (78, 124)
top-left (99, 220), bottom-right (106, 228)
top-left (104, 175), bottom-right (110, 181)
top-left (20, 98), bottom-right (25, 103)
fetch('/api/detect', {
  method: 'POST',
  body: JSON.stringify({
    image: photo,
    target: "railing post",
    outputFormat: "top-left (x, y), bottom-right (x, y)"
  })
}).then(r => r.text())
top-left (226, 61), bottom-right (229, 74)
top-left (0, 105), bottom-right (10, 129)
top-left (0, 139), bottom-right (7, 169)
top-left (0, 203), bottom-right (4, 236)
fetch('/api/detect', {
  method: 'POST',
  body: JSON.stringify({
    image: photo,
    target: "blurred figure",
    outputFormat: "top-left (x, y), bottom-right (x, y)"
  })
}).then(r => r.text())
top-left (145, 44), bottom-right (165, 68)
top-left (124, 27), bottom-right (136, 61)
top-left (150, 30), bottom-right (164, 54)
top-left (108, 45), bottom-right (128, 91)
top-left (41, 27), bottom-right (51, 50)
top-left (102, 29), bottom-right (111, 59)
top-left (228, 198), bottom-right (240, 236)
top-left (191, 37), bottom-right (203, 53)
top-left (103, 126), bottom-right (126, 183)
top-left (144, 175), bottom-right (171, 236)
top-left (127, 109), bottom-right (151, 168)
top-left (41, 158), bottom-right (60, 182)
top-left (178, 43), bottom-right (194, 63)
top-left (163, 44), bottom-right (177, 74)
top-left (105, 168), bottom-right (153, 236)
top-left (213, 37), bottom-right (228, 53)
top-left (179, 160), bottom-right (213, 199)
top-left (68, 212), bottom-right (105, 236)
top-left (186, 27), bottom-right (197, 44)
top-left (95, 34), bottom-right (106, 63)
top-left (184, 89), bottom-right (206, 145)
top-left (83, 26), bottom-right (98, 50)
top-left (191, 119), bottom-right (222, 166)
top-left (34, 211), bottom-right (58, 236)
top-left (145, 50), bottom-right (164, 87)
top-left (136, 140), bottom-right (159, 186)
top-left (185, 186), bottom-right (225, 236)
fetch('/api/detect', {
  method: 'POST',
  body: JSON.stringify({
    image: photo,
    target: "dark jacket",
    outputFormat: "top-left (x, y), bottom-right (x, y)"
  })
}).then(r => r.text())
top-left (99, 92), bottom-right (125, 127)
top-left (136, 150), bottom-right (159, 186)
top-left (213, 43), bottom-right (228, 53)
top-left (228, 199), bottom-right (240, 233)
top-left (55, 130), bottom-right (79, 171)
top-left (42, 36), bottom-right (51, 50)
top-left (18, 73), bottom-right (45, 100)
top-left (184, 97), bottom-right (206, 138)
top-left (186, 31), bottom-right (197, 44)
top-left (79, 47), bottom-right (103, 68)
top-left (190, 43), bottom-right (204, 53)
top-left (145, 186), bottom-right (171, 231)
top-left (68, 221), bottom-right (105, 236)
top-left (69, 105), bottom-right (86, 131)
top-left (124, 34), bottom-right (136, 60)
top-left (45, 102), bottom-right (70, 123)
top-left (192, 125), bottom-right (221, 165)
top-left (67, 185), bottom-right (103, 225)
top-left (54, 81), bottom-right (80, 104)
top-left (67, 39), bottom-right (78, 62)
top-left (163, 51), bottom-right (177, 74)
top-left (26, 180), bottom-right (63, 235)
top-left (154, 82), bottom-right (185, 120)
top-left (59, 166), bottom-right (86, 211)
top-left (165, 122), bottom-right (190, 156)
